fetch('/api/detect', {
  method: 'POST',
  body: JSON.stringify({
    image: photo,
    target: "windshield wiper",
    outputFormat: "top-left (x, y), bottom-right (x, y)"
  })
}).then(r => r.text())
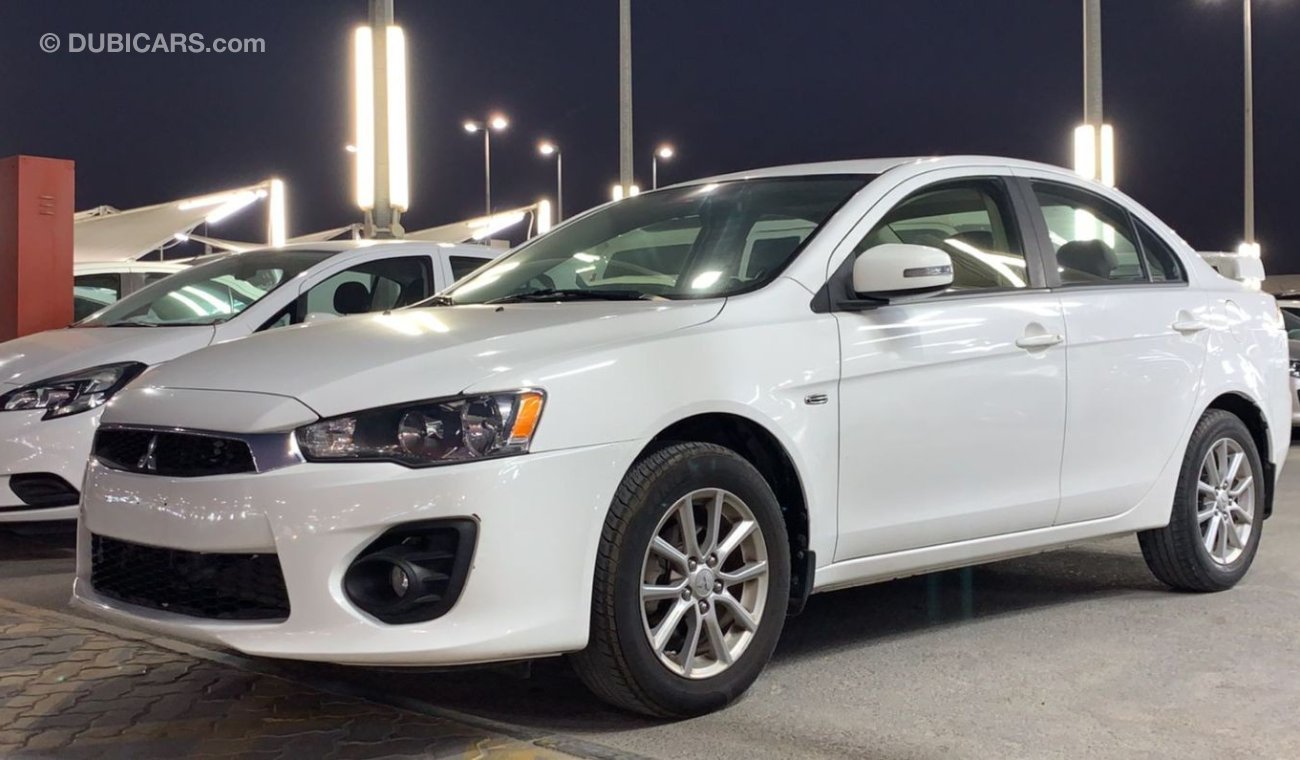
top-left (420, 294), bottom-right (455, 306)
top-left (485, 288), bottom-right (655, 304)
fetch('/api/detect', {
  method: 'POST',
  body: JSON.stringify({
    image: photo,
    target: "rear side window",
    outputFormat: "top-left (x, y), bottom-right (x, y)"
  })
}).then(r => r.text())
top-left (1031, 182), bottom-right (1145, 286)
top-left (449, 256), bottom-right (488, 282)
top-left (1135, 221), bottom-right (1186, 283)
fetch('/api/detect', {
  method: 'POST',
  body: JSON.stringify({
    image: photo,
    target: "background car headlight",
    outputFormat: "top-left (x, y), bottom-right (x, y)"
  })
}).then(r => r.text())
top-left (296, 390), bottom-right (545, 466)
top-left (0, 362), bottom-right (146, 420)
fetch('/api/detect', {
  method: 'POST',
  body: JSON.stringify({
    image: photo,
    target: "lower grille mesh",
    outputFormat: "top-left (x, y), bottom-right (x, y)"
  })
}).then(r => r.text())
top-left (90, 534), bottom-right (289, 621)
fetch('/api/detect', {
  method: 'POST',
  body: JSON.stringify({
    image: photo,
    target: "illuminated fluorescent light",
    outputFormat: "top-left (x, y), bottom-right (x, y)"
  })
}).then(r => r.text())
top-left (1099, 124), bottom-right (1115, 187)
top-left (387, 26), bottom-right (409, 212)
top-left (536, 199), bottom-right (553, 235)
top-left (611, 184), bottom-right (624, 202)
top-left (1073, 124), bottom-right (1097, 182)
top-left (1238, 241), bottom-right (1262, 258)
top-left (203, 191), bottom-right (259, 225)
top-left (469, 211), bottom-right (526, 240)
top-left (353, 26), bottom-right (375, 210)
top-left (268, 179), bottom-right (287, 247)
top-left (178, 190), bottom-right (252, 211)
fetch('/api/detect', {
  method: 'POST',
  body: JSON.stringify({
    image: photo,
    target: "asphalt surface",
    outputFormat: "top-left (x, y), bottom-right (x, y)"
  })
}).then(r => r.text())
top-left (5, 447), bottom-right (1300, 759)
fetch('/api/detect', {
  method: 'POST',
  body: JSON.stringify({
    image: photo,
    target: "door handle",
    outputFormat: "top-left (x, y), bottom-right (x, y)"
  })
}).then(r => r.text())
top-left (1171, 319), bottom-right (1208, 334)
top-left (1015, 333), bottom-right (1064, 349)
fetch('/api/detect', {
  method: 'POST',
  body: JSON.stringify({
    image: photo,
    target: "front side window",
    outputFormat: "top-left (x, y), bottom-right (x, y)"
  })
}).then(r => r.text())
top-left (853, 179), bottom-right (1030, 291)
top-left (81, 250), bottom-right (332, 327)
top-left (302, 256), bottom-right (432, 318)
top-left (1032, 182), bottom-right (1145, 286)
top-left (445, 176), bottom-right (871, 303)
top-left (74, 273), bottom-right (123, 300)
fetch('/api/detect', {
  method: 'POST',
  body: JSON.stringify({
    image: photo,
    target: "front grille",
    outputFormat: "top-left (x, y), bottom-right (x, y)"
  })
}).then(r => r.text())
top-left (94, 428), bottom-right (255, 477)
top-left (91, 534), bottom-right (290, 621)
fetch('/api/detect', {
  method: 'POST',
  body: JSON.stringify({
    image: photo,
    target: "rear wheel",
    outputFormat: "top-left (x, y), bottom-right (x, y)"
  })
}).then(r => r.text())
top-left (571, 442), bottom-right (790, 717)
top-left (1139, 409), bottom-right (1264, 592)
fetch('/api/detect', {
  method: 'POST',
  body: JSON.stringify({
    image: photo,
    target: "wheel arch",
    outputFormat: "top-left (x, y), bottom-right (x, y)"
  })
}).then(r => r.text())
top-left (1204, 391), bottom-right (1275, 518)
top-left (634, 412), bottom-right (814, 612)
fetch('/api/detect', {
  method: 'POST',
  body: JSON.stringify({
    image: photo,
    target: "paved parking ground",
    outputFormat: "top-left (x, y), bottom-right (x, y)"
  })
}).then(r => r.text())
top-left (4, 446), bottom-right (1300, 758)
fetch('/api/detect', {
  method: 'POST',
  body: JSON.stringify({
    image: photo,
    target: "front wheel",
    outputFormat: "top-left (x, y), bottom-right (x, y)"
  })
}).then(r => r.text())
top-left (1139, 409), bottom-right (1264, 592)
top-left (571, 442), bottom-right (790, 717)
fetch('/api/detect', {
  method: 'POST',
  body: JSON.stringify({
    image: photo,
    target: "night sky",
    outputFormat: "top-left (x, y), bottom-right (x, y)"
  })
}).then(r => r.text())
top-left (2, 1), bottom-right (1297, 268)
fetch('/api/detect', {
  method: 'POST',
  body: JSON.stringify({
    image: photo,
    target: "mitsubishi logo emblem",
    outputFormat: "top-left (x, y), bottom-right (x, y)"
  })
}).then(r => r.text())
top-left (136, 435), bottom-right (159, 472)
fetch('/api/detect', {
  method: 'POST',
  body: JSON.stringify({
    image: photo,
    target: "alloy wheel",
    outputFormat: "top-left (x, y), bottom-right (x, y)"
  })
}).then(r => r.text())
top-left (639, 488), bottom-right (770, 679)
top-left (1197, 437), bottom-right (1255, 565)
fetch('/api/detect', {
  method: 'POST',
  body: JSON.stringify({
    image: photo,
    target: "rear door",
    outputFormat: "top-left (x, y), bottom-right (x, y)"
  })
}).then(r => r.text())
top-left (1017, 176), bottom-right (1209, 525)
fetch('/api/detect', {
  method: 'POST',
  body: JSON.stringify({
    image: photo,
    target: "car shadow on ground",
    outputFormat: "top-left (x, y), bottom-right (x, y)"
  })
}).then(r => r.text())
top-left (288, 539), bottom-right (1168, 733)
top-left (0, 522), bottom-right (77, 562)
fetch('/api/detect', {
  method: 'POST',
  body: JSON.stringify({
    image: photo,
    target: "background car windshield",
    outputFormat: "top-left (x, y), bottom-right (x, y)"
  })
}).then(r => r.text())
top-left (82, 250), bottom-right (332, 327)
top-left (446, 176), bottom-right (871, 303)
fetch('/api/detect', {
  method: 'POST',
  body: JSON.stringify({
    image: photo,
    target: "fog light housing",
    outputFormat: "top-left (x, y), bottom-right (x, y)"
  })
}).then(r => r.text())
top-left (343, 519), bottom-right (477, 624)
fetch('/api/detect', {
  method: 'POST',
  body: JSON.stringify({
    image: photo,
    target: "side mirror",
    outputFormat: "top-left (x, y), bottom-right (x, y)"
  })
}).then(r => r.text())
top-left (852, 243), bottom-right (953, 298)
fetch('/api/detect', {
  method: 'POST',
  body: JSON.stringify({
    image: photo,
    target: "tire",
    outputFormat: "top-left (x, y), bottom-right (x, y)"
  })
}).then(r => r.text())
top-left (1139, 409), bottom-right (1265, 592)
top-left (571, 442), bottom-right (791, 717)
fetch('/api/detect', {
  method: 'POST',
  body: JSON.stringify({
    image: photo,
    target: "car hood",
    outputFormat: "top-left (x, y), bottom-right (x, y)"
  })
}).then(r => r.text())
top-left (0, 326), bottom-right (215, 388)
top-left (136, 301), bottom-right (725, 418)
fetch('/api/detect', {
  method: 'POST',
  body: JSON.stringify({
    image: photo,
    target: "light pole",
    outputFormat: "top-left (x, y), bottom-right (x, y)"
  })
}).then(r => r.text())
top-left (1073, 0), bottom-right (1114, 186)
top-left (464, 114), bottom-right (508, 215)
top-left (619, 0), bottom-right (634, 199)
top-left (652, 144), bottom-right (674, 189)
top-left (1242, 0), bottom-right (1257, 256)
top-left (538, 141), bottom-right (563, 222)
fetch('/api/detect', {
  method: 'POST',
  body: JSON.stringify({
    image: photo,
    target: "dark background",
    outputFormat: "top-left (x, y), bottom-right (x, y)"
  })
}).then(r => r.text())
top-left (1, 1), bottom-right (1296, 268)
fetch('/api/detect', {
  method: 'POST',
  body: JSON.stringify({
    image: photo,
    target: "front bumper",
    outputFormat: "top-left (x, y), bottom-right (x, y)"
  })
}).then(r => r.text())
top-left (0, 408), bottom-right (99, 521)
top-left (74, 439), bottom-right (638, 666)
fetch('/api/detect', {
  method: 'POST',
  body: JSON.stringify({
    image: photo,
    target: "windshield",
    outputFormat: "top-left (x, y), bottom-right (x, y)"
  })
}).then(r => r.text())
top-left (82, 250), bottom-right (333, 327)
top-left (445, 176), bottom-right (871, 303)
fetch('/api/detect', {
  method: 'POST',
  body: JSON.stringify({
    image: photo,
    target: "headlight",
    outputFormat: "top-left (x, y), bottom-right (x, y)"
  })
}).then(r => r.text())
top-left (0, 362), bottom-right (146, 420)
top-left (1291, 359), bottom-right (1300, 379)
top-left (296, 389), bottom-right (546, 467)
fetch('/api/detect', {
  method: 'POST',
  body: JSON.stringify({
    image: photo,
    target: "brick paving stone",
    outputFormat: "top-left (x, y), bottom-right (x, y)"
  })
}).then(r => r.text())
top-left (0, 600), bottom-right (587, 759)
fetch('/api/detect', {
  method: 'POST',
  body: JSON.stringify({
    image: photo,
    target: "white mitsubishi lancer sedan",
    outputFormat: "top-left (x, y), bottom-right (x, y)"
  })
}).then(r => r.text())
top-left (73, 157), bottom-right (1289, 717)
top-left (0, 241), bottom-right (497, 520)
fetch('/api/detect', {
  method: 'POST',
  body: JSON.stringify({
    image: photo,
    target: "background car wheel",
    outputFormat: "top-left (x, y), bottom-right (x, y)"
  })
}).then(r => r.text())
top-left (571, 441), bottom-right (790, 717)
top-left (1139, 409), bottom-right (1264, 592)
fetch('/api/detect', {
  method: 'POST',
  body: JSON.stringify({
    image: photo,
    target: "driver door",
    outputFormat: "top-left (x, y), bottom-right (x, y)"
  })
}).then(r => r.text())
top-left (832, 175), bottom-right (1068, 560)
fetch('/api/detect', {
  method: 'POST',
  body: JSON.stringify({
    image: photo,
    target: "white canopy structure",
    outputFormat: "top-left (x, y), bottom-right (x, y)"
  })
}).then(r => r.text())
top-left (405, 203), bottom-right (546, 245)
top-left (73, 180), bottom-right (286, 263)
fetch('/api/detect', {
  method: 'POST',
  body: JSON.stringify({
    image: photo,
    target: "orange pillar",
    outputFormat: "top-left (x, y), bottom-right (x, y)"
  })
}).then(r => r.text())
top-left (0, 155), bottom-right (75, 341)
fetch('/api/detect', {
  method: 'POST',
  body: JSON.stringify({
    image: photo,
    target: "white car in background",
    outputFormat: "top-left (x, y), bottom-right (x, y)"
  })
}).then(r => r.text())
top-left (0, 241), bottom-right (498, 520)
top-left (1276, 296), bottom-right (1300, 425)
top-left (73, 157), bottom-right (1288, 717)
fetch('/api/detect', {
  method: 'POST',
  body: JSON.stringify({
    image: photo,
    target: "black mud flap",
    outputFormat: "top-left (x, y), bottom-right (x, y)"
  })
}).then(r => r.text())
top-left (787, 549), bottom-right (815, 616)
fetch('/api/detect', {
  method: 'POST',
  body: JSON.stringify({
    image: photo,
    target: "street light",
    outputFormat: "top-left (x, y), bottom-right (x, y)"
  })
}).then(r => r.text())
top-left (464, 113), bottom-right (509, 215)
top-left (538, 141), bottom-right (563, 222)
top-left (652, 144), bottom-right (674, 189)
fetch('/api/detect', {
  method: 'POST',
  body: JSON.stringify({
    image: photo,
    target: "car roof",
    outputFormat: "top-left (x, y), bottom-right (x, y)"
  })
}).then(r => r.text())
top-left (683, 155), bottom-right (1076, 185)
